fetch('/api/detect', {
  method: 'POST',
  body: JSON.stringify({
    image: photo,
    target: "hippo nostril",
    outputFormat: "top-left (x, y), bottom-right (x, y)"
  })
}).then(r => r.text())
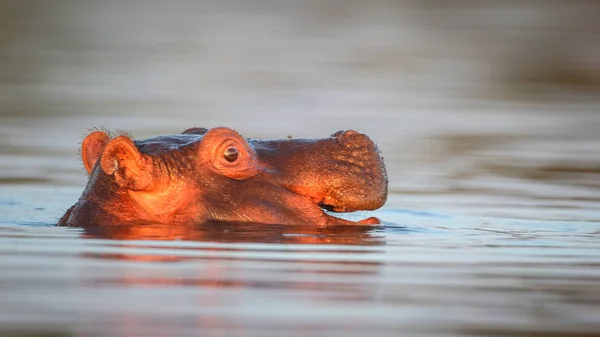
top-left (332, 130), bottom-right (358, 138)
top-left (336, 130), bottom-right (364, 147)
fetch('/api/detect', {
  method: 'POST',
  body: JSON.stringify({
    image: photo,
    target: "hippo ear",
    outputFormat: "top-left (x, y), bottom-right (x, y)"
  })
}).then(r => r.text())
top-left (99, 136), bottom-right (154, 190)
top-left (81, 131), bottom-right (111, 174)
top-left (199, 127), bottom-right (261, 180)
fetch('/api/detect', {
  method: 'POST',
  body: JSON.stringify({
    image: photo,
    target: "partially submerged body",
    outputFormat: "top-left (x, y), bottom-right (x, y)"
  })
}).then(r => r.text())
top-left (58, 127), bottom-right (388, 227)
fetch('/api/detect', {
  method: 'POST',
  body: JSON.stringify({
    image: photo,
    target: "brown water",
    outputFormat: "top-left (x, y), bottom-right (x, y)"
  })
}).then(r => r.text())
top-left (2, 1), bottom-right (600, 336)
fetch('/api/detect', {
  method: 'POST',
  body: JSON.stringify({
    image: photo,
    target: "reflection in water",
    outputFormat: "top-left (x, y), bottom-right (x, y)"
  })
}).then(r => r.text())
top-left (79, 221), bottom-right (385, 264)
top-left (74, 222), bottom-right (386, 337)
top-left (81, 221), bottom-right (386, 245)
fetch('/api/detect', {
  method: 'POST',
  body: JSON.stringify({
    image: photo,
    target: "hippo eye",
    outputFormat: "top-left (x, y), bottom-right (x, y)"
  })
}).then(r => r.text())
top-left (223, 146), bottom-right (239, 162)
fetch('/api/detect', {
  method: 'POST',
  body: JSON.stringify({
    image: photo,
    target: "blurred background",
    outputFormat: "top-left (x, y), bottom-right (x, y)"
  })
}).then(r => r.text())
top-left (1, 2), bottom-right (600, 336)
top-left (2, 1), bottom-right (600, 220)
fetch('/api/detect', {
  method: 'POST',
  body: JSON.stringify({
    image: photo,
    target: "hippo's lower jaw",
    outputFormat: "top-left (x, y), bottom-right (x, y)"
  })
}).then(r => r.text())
top-left (57, 127), bottom-right (388, 228)
top-left (311, 212), bottom-right (382, 226)
top-left (58, 196), bottom-right (382, 227)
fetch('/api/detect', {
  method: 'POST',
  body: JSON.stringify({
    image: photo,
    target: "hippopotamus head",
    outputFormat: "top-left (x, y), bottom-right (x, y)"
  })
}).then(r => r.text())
top-left (58, 127), bottom-right (388, 227)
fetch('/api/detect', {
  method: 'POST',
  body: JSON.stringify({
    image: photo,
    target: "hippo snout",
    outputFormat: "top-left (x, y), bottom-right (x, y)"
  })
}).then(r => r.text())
top-left (257, 130), bottom-right (388, 213)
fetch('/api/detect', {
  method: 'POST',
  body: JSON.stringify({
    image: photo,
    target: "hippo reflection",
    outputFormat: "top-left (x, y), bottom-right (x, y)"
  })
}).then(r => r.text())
top-left (81, 221), bottom-right (386, 245)
top-left (58, 127), bottom-right (387, 227)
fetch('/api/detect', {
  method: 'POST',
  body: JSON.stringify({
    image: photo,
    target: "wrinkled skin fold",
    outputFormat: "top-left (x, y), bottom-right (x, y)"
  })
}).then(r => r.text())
top-left (58, 127), bottom-right (388, 227)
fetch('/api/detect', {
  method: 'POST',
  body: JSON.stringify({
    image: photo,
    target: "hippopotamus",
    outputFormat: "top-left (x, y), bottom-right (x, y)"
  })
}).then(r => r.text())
top-left (58, 127), bottom-right (388, 227)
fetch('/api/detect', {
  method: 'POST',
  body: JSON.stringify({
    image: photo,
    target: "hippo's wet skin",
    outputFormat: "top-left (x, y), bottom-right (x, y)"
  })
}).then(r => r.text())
top-left (58, 127), bottom-right (388, 227)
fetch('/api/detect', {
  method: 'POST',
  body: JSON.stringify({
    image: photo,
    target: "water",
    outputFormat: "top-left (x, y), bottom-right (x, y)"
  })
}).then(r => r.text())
top-left (2, 123), bottom-right (599, 337)
top-left (2, 1), bottom-right (600, 336)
